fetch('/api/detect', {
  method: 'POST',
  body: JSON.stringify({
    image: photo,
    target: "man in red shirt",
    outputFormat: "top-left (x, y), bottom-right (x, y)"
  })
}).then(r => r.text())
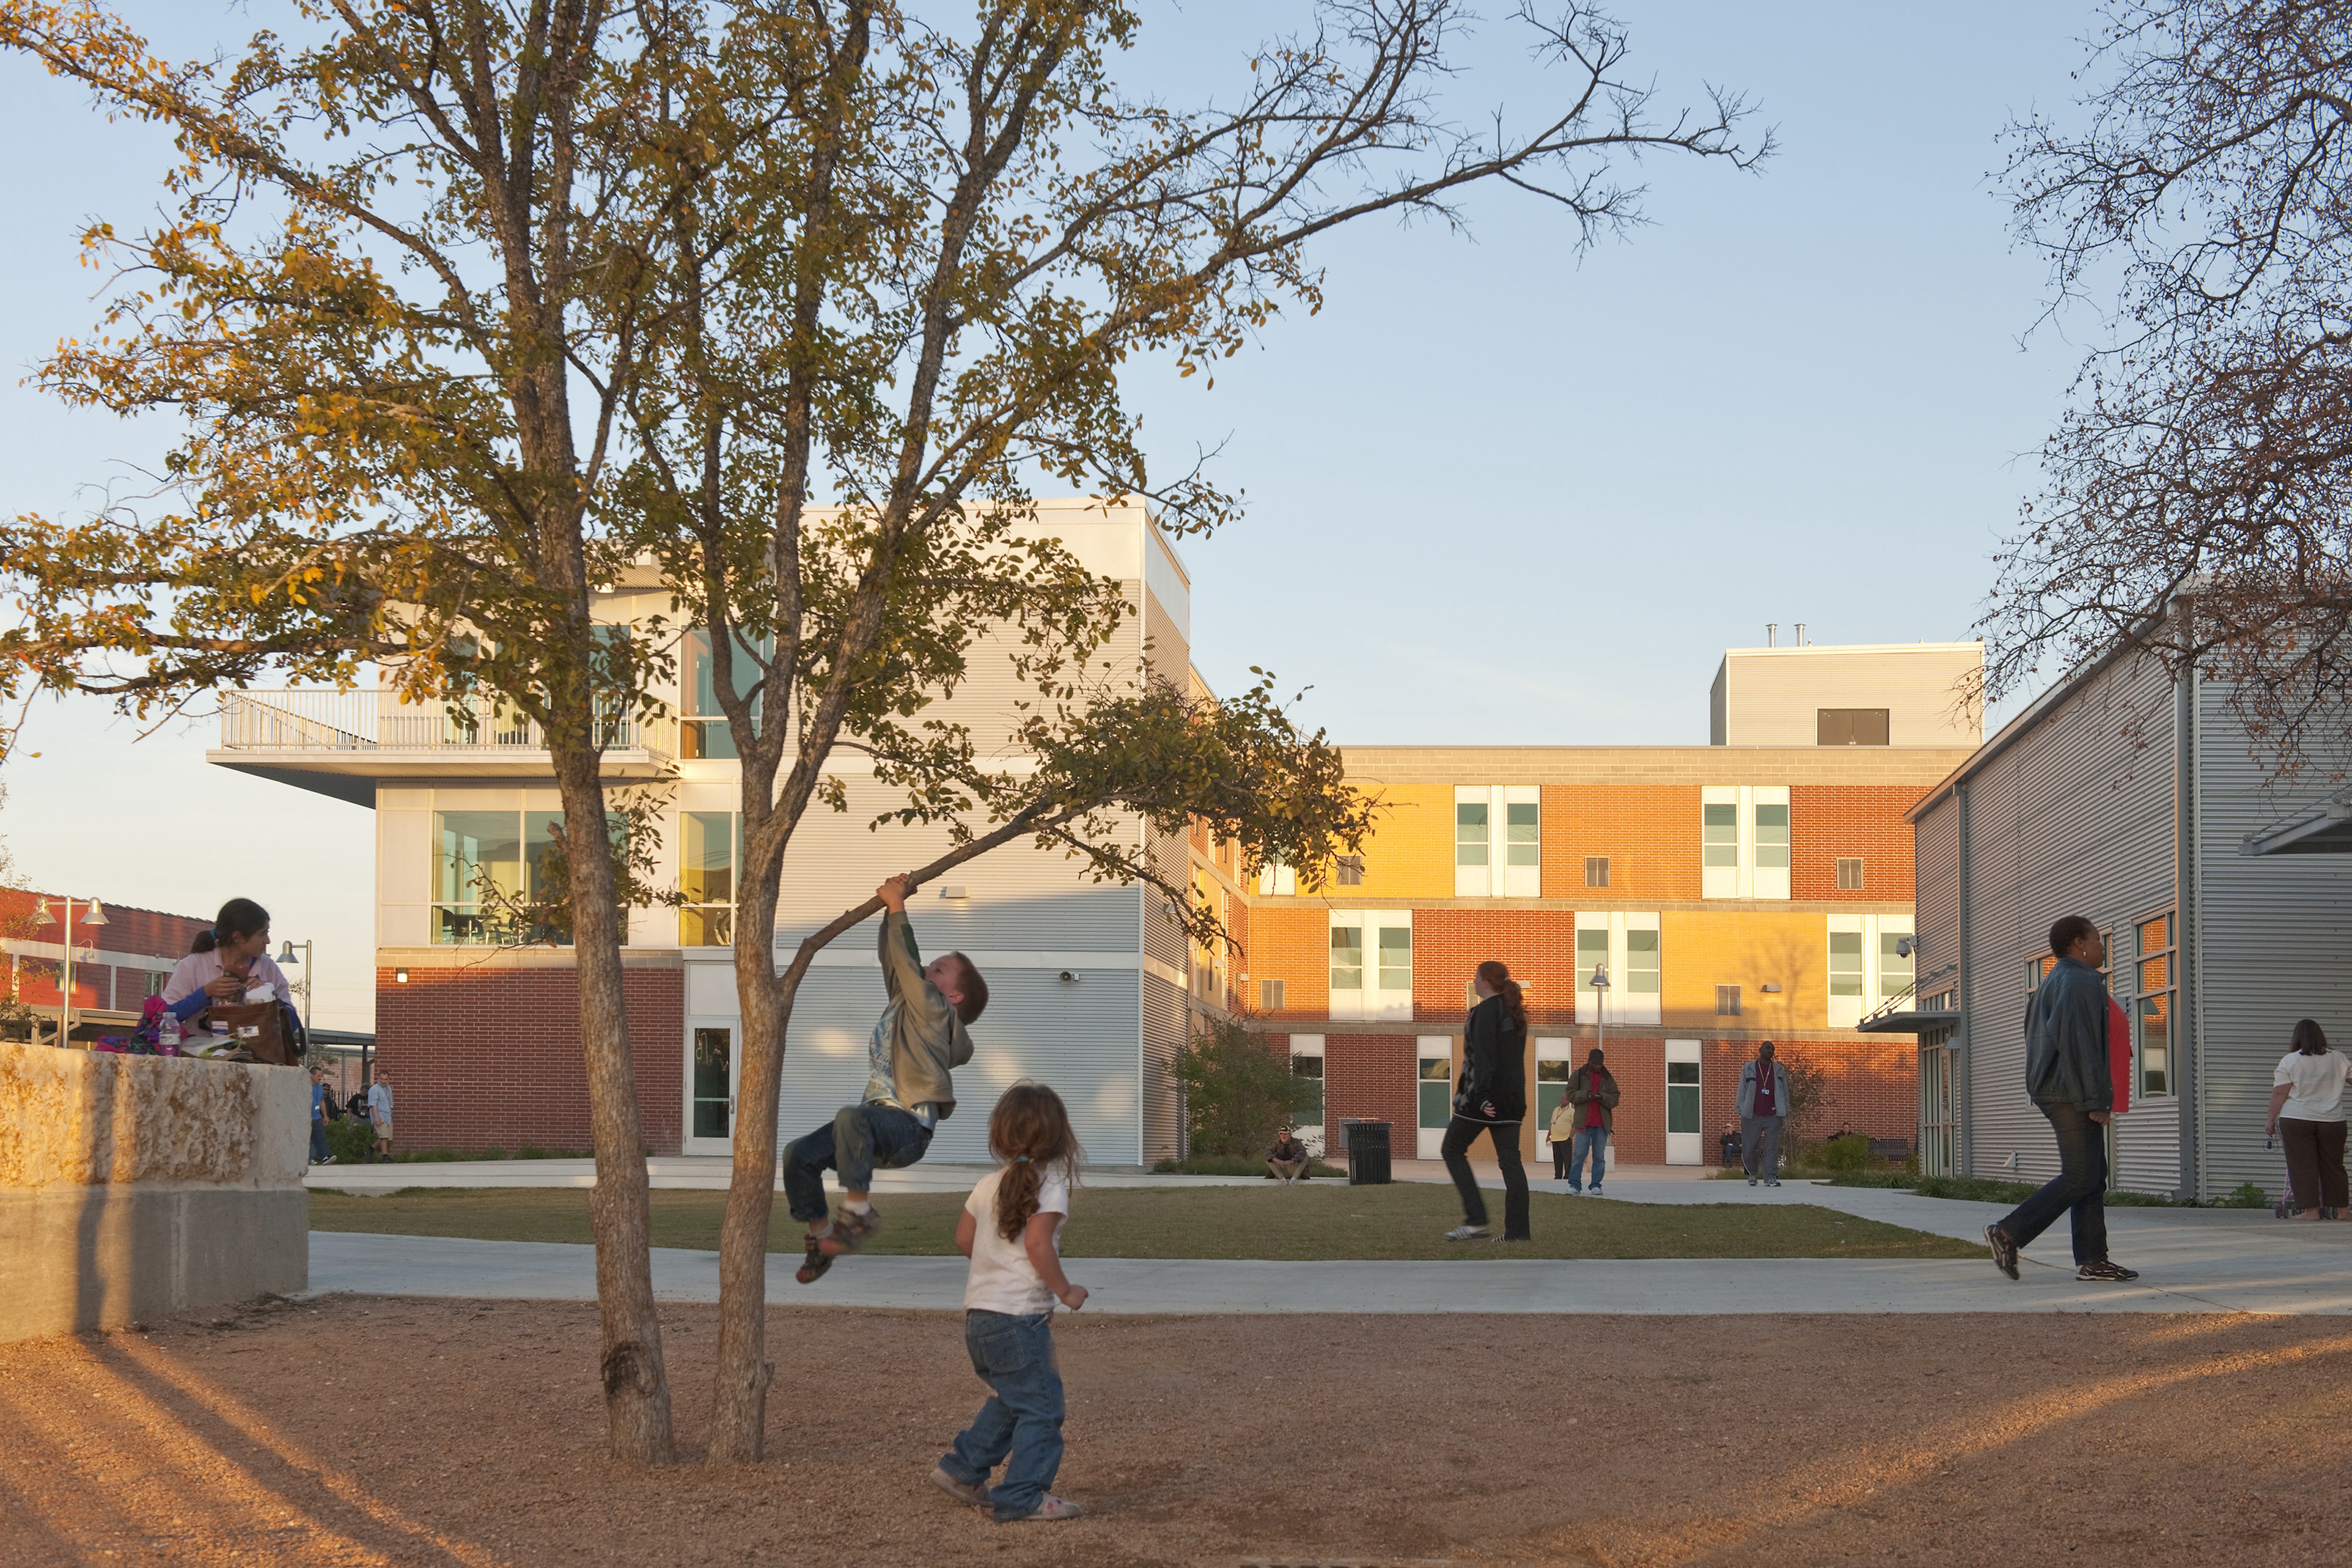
top-left (1565, 1049), bottom-right (1619, 1195)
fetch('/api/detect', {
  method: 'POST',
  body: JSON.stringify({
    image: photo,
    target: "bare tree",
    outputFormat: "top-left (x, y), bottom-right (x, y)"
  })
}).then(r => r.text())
top-left (1989, 0), bottom-right (2352, 771)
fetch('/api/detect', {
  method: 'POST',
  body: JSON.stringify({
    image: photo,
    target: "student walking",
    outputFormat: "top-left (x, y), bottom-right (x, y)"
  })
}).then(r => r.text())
top-left (1984, 916), bottom-right (2140, 1283)
top-left (1440, 961), bottom-right (1531, 1241)
top-left (930, 1083), bottom-right (1089, 1524)
top-left (366, 1071), bottom-right (394, 1162)
top-left (2268, 1019), bottom-right (2350, 1219)
top-left (1736, 1041), bottom-right (1790, 1187)
top-left (1562, 1048), bottom-right (1617, 1195)
top-left (788, 873), bottom-right (987, 1283)
top-left (307, 1066), bottom-right (335, 1164)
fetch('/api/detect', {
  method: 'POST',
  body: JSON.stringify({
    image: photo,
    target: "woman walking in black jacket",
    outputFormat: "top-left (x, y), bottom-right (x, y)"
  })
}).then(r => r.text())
top-left (1441, 960), bottom-right (1531, 1241)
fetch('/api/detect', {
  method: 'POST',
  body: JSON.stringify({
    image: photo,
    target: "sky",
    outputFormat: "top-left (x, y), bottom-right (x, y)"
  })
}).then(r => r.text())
top-left (0, 2), bottom-right (2108, 1029)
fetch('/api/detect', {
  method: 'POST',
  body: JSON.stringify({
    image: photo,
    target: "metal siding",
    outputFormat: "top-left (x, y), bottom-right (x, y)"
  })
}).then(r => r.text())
top-left (1142, 828), bottom-right (1190, 969)
top-left (1955, 652), bottom-right (2179, 1191)
top-left (774, 965), bottom-right (1145, 1167)
top-left (2188, 682), bottom-right (2352, 1200)
top-left (1140, 973), bottom-right (1188, 1166)
top-left (1719, 645), bottom-right (1983, 748)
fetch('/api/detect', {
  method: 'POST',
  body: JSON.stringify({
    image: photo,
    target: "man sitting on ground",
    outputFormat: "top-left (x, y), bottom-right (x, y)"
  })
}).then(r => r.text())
top-left (1266, 1127), bottom-right (1312, 1182)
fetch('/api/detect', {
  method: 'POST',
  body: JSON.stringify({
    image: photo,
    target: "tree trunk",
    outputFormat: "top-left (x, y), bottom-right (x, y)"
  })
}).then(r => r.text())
top-left (707, 833), bottom-right (790, 1462)
top-left (551, 741), bottom-right (678, 1464)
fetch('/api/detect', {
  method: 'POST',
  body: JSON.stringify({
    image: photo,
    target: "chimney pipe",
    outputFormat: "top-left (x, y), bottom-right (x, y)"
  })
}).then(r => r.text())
top-left (1796, 622), bottom-right (1808, 646)
top-left (1766, 623), bottom-right (1777, 647)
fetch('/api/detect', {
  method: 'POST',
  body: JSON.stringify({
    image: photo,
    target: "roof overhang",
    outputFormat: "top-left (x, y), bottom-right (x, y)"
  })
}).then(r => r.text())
top-left (2241, 795), bottom-right (2352, 855)
top-left (1854, 1009), bottom-right (1960, 1035)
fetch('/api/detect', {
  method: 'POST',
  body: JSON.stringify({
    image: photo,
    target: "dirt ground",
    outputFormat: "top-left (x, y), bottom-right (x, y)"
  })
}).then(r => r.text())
top-left (2, 1296), bottom-right (2349, 1568)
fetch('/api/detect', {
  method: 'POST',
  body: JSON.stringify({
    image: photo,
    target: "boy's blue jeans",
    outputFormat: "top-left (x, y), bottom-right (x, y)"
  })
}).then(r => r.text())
top-left (781, 1102), bottom-right (933, 1224)
top-left (939, 1310), bottom-right (1065, 1521)
top-left (1997, 1099), bottom-right (2110, 1265)
top-left (1568, 1125), bottom-right (1609, 1191)
top-left (309, 1118), bottom-right (330, 1162)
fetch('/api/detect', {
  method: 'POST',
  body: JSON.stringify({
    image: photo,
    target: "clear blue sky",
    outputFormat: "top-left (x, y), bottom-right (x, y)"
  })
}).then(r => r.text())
top-left (0, 2), bottom-right (2102, 1027)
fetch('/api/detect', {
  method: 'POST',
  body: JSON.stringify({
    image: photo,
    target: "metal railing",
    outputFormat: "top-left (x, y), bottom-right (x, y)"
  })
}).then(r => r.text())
top-left (1857, 961), bottom-right (1958, 1030)
top-left (219, 689), bottom-right (670, 758)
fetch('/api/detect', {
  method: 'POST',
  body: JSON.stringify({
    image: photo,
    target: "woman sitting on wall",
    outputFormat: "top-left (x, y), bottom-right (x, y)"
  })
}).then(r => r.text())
top-left (161, 898), bottom-right (296, 1059)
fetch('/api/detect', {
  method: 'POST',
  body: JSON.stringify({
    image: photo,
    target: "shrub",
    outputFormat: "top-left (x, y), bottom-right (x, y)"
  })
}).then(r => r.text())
top-left (1823, 1132), bottom-right (1870, 1172)
top-left (1173, 1016), bottom-right (1321, 1158)
top-left (2216, 1180), bottom-right (2271, 1209)
top-left (324, 1118), bottom-right (376, 1162)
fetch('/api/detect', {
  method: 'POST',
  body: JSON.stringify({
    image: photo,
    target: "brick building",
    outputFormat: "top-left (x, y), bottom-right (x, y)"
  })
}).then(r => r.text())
top-left (205, 497), bottom-right (1978, 1166)
top-left (1, 891), bottom-right (211, 1046)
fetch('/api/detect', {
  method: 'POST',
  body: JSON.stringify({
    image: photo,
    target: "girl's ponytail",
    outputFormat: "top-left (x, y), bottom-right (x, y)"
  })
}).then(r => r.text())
top-left (1476, 959), bottom-right (1526, 1030)
top-left (988, 1083), bottom-right (1082, 1241)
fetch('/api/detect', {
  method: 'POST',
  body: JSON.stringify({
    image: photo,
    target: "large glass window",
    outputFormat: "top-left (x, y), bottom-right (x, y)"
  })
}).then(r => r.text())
top-left (1879, 930), bottom-right (1914, 998)
top-left (692, 1027), bottom-right (732, 1139)
top-left (1418, 1054), bottom-right (1453, 1130)
top-left (1293, 1052), bottom-right (1325, 1127)
top-left (1624, 927), bottom-right (1660, 994)
top-left (1456, 801), bottom-right (1489, 867)
top-left (433, 811), bottom-right (521, 944)
top-left (2134, 912), bottom-right (2176, 1097)
top-left (1754, 802), bottom-right (1790, 870)
top-left (1378, 927), bottom-right (1413, 993)
top-left (1505, 801), bottom-right (1539, 869)
top-left (1702, 802), bottom-right (1738, 868)
top-left (1329, 926), bottom-right (1364, 992)
top-left (1828, 930), bottom-right (1864, 998)
top-left (680, 629), bottom-right (771, 760)
top-left (679, 811), bottom-right (738, 946)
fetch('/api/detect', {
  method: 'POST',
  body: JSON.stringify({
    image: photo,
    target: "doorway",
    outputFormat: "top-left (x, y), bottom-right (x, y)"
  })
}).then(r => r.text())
top-left (1665, 1039), bottom-right (1702, 1165)
top-left (1535, 1039), bottom-right (1574, 1163)
top-left (1417, 1038), bottom-right (1453, 1159)
top-left (684, 1023), bottom-right (737, 1155)
top-left (1918, 1032), bottom-right (1956, 1178)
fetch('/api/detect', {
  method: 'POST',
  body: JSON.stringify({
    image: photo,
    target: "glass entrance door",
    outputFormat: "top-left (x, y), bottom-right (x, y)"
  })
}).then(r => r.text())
top-left (1918, 1032), bottom-right (1956, 1176)
top-left (686, 1025), bottom-right (737, 1154)
top-left (1665, 1039), bottom-right (1702, 1164)
top-left (1417, 1041), bottom-right (1454, 1160)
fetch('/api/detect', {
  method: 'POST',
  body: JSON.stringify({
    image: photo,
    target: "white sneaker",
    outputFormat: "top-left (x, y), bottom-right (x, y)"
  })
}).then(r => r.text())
top-left (1442, 1225), bottom-right (1494, 1242)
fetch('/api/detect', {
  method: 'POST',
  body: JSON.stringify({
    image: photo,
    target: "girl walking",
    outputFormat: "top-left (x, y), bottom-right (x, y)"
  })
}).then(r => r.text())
top-left (930, 1082), bottom-right (1090, 1523)
top-left (1440, 959), bottom-right (1532, 1241)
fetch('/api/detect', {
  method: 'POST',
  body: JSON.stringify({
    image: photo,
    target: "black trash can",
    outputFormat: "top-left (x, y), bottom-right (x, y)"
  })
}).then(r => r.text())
top-left (1341, 1118), bottom-right (1392, 1186)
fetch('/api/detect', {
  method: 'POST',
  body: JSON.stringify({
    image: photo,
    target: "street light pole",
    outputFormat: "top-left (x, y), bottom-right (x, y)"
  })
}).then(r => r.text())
top-left (276, 938), bottom-right (315, 1028)
top-left (1589, 961), bottom-right (1611, 1060)
top-left (33, 895), bottom-right (109, 1048)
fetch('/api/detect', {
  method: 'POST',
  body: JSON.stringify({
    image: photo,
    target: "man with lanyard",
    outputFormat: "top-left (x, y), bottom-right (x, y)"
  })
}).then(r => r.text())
top-left (1737, 1040), bottom-right (1791, 1187)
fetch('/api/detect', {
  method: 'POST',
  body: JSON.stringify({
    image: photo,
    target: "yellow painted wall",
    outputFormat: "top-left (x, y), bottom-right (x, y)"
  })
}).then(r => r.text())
top-left (1353, 784), bottom-right (1456, 901)
top-left (1659, 910), bottom-right (1831, 1033)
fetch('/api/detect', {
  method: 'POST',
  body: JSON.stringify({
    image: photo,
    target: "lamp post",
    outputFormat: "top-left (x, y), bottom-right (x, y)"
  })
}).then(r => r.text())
top-left (275, 938), bottom-right (314, 1028)
top-left (1589, 961), bottom-right (1611, 1060)
top-left (33, 895), bottom-right (108, 1048)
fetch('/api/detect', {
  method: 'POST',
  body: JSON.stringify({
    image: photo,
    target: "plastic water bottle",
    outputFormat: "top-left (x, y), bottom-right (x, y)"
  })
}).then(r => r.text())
top-left (158, 1011), bottom-right (181, 1054)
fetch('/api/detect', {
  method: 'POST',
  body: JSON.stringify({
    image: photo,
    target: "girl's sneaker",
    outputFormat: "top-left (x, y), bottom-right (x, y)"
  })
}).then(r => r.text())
top-left (1004, 1496), bottom-right (1083, 1523)
top-left (1442, 1225), bottom-right (1492, 1242)
top-left (929, 1466), bottom-right (989, 1506)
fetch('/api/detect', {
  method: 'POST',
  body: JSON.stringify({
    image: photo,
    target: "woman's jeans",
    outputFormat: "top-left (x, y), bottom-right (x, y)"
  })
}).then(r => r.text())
top-left (782, 1102), bottom-right (934, 1224)
top-left (2279, 1117), bottom-right (2350, 1211)
top-left (1997, 1100), bottom-right (2109, 1265)
top-left (940, 1310), bottom-right (1065, 1520)
top-left (1568, 1125), bottom-right (1609, 1192)
top-left (308, 1117), bottom-right (330, 1162)
top-left (1440, 1116), bottom-right (1530, 1238)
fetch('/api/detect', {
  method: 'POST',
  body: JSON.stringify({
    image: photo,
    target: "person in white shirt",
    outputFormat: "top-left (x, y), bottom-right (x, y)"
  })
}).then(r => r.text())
top-left (366, 1072), bottom-right (395, 1163)
top-left (929, 1082), bottom-right (1088, 1524)
top-left (160, 897), bottom-right (293, 1058)
top-left (2268, 1019), bottom-right (2350, 1219)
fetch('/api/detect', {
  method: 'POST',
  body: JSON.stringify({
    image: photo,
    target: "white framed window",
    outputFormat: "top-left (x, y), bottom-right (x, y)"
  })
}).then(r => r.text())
top-left (431, 808), bottom-right (582, 945)
top-left (1329, 910), bottom-right (1411, 1021)
top-left (679, 810), bottom-right (740, 946)
top-left (1836, 857), bottom-right (1864, 890)
top-left (1259, 977), bottom-right (1286, 1011)
top-left (1700, 785), bottom-right (1790, 900)
top-left (1289, 1035), bottom-right (1326, 1153)
top-left (1584, 855), bottom-right (1610, 888)
top-left (1256, 859), bottom-right (1297, 896)
top-left (1573, 911), bottom-right (1661, 1027)
top-left (1454, 785), bottom-right (1539, 897)
top-left (1826, 913), bottom-right (1913, 1028)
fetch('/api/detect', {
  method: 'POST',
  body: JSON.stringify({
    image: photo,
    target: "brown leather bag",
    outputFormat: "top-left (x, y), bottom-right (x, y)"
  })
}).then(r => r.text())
top-left (207, 1001), bottom-right (296, 1066)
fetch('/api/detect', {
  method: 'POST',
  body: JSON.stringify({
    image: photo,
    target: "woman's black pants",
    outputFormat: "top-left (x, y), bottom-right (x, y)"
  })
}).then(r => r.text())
top-left (2280, 1117), bottom-right (2349, 1211)
top-left (1441, 1116), bottom-right (1530, 1239)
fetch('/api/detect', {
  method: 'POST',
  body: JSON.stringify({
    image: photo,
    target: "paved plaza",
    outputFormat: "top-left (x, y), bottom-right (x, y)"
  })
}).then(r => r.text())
top-left (304, 1159), bottom-right (2352, 1315)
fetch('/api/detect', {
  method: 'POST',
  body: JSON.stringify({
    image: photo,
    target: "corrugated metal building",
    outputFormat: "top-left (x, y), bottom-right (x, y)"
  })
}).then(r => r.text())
top-left (1899, 635), bottom-right (2352, 1201)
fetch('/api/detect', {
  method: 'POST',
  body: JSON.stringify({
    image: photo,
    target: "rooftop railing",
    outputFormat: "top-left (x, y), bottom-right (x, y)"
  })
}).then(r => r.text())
top-left (219, 688), bottom-right (670, 760)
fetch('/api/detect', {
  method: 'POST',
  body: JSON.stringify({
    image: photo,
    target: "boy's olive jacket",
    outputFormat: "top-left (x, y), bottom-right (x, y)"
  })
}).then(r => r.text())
top-left (875, 909), bottom-right (974, 1116)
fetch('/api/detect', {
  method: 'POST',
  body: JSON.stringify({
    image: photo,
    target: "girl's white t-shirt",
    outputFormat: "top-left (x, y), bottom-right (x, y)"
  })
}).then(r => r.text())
top-left (962, 1166), bottom-right (1069, 1314)
top-left (2274, 1049), bottom-right (2351, 1122)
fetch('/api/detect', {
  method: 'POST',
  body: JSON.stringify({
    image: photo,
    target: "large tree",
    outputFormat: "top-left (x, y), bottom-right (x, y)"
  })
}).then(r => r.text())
top-left (1992, 0), bottom-right (2352, 770)
top-left (0, 0), bottom-right (1766, 1467)
top-left (612, 0), bottom-right (1769, 1461)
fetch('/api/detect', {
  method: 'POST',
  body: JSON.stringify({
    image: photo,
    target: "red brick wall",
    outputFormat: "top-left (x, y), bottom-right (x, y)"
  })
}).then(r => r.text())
top-left (1539, 785), bottom-right (1705, 902)
top-left (376, 963), bottom-right (685, 1154)
top-left (1790, 785), bottom-right (1929, 901)
top-left (1324, 1033), bottom-right (1415, 1151)
top-left (1409, 908), bottom-right (1579, 1027)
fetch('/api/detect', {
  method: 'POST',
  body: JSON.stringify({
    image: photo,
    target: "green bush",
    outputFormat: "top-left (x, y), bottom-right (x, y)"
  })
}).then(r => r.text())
top-left (1824, 1133), bottom-right (1870, 1172)
top-left (1173, 1016), bottom-right (1321, 1158)
top-left (2216, 1180), bottom-right (2271, 1209)
top-left (323, 1118), bottom-right (376, 1162)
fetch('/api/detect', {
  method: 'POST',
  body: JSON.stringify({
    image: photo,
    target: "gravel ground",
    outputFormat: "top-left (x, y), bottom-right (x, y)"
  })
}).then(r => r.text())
top-left (3, 1294), bottom-right (2349, 1567)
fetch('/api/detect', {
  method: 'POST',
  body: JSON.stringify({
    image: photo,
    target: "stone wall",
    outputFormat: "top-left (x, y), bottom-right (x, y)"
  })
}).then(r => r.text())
top-left (0, 1044), bottom-right (308, 1341)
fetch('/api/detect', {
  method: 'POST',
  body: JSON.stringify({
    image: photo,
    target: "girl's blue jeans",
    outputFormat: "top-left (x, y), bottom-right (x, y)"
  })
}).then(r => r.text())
top-left (939, 1310), bottom-right (1064, 1521)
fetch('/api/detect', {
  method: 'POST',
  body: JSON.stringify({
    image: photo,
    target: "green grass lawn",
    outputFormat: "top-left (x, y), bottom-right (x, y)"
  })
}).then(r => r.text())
top-left (308, 1181), bottom-right (1980, 1261)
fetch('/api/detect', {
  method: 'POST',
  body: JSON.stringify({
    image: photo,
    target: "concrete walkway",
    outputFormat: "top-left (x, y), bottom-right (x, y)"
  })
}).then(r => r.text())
top-left (307, 1199), bottom-right (2352, 1315)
